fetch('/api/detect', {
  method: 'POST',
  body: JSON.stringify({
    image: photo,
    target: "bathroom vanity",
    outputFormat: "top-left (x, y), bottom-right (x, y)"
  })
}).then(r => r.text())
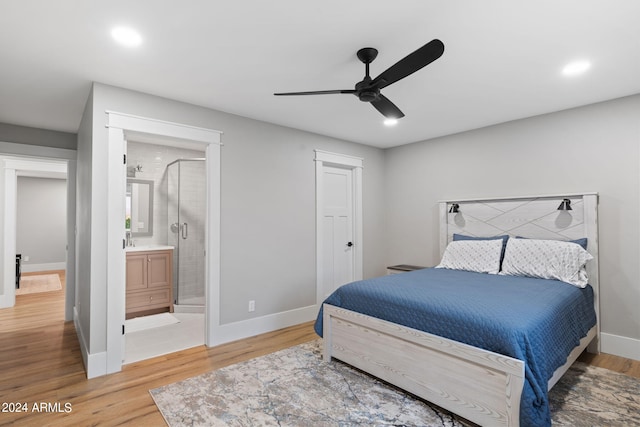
top-left (125, 246), bottom-right (174, 319)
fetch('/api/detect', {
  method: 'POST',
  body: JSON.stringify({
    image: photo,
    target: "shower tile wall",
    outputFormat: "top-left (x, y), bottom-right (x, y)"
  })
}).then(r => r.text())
top-left (126, 141), bottom-right (205, 247)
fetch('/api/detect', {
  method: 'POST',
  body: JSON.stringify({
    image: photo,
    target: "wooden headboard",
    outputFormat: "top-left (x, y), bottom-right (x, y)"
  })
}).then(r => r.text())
top-left (438, 192), bottom-right (600, 351)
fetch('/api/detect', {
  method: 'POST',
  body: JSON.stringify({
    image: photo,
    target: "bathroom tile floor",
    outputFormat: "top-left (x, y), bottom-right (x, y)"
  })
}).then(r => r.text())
top-left (124, 312), bottom-right (205, 364)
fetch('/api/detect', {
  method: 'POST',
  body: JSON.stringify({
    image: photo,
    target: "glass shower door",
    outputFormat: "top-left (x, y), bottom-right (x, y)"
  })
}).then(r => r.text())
top-left (168, 159), bottom-right (206, 306)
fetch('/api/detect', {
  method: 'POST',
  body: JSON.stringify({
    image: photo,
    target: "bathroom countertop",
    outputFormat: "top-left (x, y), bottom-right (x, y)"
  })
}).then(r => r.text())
top-left (125, 245), bottom-right (174, 252)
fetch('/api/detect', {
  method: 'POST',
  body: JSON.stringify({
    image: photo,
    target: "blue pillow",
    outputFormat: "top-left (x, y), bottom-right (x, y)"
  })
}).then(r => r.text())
top-left (570, 238), bottom-right (588, 250)
top-left (452, 234), bottom-right (509, 269)
top-left (515, 236), bottom-right (588, 250)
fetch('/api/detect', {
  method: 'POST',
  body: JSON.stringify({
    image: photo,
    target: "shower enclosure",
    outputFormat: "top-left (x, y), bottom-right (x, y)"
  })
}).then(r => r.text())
top-left (167, 158), bottom-right (206, 308)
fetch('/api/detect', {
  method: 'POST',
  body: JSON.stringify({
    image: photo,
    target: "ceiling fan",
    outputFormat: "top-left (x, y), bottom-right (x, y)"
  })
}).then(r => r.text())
top-left (274, 39), bottom-right (444, 120)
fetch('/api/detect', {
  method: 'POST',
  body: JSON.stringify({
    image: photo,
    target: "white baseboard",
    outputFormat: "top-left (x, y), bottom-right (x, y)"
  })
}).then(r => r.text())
top-left (210, 304), bottom-right (318, 346)
top-left (0, 287), bottom-right (15, 308)
top-left (21, 262), bottom-right (66, 273)
top-left (601, 332), bottom-right (640, 361)
top-left (74, 306), bottom-right (107, 379)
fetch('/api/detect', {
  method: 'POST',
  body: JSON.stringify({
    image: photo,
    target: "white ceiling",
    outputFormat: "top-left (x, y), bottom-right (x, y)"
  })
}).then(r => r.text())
top-left (1, 1), bottom-right (639, 149)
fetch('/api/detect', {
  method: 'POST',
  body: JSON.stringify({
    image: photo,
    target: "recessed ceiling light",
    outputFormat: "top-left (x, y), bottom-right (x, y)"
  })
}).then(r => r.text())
top-left (384, 118), bottom-right (398, 126)
top-left (111, 26), bottom-right (142, 48)
top-left (562, 60), bottom-right (591, 77)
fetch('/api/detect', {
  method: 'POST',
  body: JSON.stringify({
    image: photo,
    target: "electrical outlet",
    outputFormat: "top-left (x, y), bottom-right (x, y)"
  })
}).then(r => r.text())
top-left (248, 300), bottom-right (255, 312)
top-left (24, 255), bottom-right (30, 262)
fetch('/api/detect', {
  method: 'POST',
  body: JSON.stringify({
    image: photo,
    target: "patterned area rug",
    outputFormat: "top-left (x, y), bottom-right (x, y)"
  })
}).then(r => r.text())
top-left (16, 274), bottom-right (61, 295)
top-left (150, 340), bottom-right (640, 427)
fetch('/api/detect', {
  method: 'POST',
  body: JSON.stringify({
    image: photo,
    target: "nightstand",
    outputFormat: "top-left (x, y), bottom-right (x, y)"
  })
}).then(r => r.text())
top-left (387, 264), bottom-right (427, 275)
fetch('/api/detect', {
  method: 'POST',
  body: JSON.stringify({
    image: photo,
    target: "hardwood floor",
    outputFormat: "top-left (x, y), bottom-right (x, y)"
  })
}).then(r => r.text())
top-left (1, 271), bottom-right (317, 426)
top-left (1, 270), bottom-right (638, 426)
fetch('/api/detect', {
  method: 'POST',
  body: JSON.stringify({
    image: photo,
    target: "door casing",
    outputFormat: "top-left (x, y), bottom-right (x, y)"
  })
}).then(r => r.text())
top-left (105, 112), bottom-right (221, 376)
top-left (314, 150), bottom-right (363, 306)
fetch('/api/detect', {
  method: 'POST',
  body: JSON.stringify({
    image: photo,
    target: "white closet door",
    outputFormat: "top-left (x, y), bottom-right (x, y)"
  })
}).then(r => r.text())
top-left (321, 166), bottom-right (354, 298)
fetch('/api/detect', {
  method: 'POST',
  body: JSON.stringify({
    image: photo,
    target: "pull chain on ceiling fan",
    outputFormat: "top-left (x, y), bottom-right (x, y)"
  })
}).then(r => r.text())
top-left (274, 39), bottom-right (444, 120)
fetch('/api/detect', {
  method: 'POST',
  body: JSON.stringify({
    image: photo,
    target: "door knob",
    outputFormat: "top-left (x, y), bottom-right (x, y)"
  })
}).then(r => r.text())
top-left (347, 242), bottom-right (353, 247)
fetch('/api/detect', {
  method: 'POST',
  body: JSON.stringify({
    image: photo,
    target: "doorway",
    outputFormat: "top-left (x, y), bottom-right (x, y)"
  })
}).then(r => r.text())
top-left (105, 112), bottom-right (221, 375)
top-left (123, 143), bottom-right (207, 364)
top-left (1, 152), bottom-right (75, 320)
top-left (314, 150), bottom-right (363, 304)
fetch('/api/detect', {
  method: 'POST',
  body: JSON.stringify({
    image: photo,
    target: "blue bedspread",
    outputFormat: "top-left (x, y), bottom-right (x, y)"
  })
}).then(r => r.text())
top-left (314, 268), bottom-right (596, 427)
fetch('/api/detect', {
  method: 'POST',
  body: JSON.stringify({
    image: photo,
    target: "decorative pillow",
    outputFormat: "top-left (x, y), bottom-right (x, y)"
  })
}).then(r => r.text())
top-left (500, 238), bottom-right (593, 287)
top-left (436, 239), bottom-right (503, 274)
top-left (453, 233), bottom-right (510, 269)
top-left (516, 236), bottom-right (588, 250)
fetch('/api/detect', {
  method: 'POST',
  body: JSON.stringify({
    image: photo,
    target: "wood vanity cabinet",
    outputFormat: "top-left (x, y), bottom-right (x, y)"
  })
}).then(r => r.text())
top-left (126, 249), bottom-right (173, 318)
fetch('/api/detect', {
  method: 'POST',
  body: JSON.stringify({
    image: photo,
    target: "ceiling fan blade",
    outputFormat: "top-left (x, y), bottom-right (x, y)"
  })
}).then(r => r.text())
top-left (371, 39), bottom-right (444, 90)
top-left (371, 94), bottom-right (405, 119)
top-left (274, 89), bottom-right (356, 96)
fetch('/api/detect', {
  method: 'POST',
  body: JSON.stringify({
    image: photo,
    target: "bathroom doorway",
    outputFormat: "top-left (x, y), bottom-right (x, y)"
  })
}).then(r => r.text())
top-left (123, 142), bottom-right (206, 364)
top-left (105, 111), bottom-right (221, 376)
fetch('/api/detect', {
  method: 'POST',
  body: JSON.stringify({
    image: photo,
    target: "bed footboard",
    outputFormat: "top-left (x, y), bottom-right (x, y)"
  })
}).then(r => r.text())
top-left (323, 304), bottom-right (525, 427)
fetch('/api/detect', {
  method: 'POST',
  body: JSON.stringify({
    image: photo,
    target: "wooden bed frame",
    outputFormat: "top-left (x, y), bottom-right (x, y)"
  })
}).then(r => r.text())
top-left (322, 193), bottom-right (600, 427)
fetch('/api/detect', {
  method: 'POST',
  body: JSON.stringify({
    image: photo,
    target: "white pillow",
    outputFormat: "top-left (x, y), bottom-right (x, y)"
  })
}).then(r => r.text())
top-left (436, 239), bottom-right (503, 274)
top-left (500, 238), bottom-right (593, 287)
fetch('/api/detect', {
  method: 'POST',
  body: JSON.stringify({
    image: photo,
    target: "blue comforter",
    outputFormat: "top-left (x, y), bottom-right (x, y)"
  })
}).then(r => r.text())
top-left (314, 268), bottom-right (596, 427)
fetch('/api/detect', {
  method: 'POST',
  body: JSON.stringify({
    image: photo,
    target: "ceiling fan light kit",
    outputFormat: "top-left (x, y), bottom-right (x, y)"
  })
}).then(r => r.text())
top-left (275, 39), bottom-right (445, 120)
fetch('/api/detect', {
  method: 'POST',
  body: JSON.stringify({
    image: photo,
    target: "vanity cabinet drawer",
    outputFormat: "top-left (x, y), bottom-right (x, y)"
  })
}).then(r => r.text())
top-left (126, 288), bottom-right (171, 311)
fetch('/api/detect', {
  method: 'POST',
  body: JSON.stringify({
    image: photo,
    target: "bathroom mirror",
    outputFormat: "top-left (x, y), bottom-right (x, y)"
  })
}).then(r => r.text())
top-left (126, 179), bottom-right (154, 236)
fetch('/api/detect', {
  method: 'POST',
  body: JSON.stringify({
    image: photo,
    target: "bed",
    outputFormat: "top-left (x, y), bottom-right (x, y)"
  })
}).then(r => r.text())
top-left (315, 193), bottom-right (600, 427)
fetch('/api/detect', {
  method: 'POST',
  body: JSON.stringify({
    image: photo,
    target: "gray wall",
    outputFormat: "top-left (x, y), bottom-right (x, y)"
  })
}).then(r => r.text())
top-left (16, 177), bottom-right (67, 268)
top-left (384, 94), bottom-right (640, 349)
top-left (76, 89), bottom-right (93, 352)
top-left (78, 82), bottom-right (386, 354)
top-left (0, 122), bottom-right (76, 150)
top-left (77, 82), bottom-right (638, 363)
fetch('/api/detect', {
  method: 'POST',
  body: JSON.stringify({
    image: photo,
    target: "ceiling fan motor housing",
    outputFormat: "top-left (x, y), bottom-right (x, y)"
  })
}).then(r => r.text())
top-left (355, 78), bottom-right (380, 102)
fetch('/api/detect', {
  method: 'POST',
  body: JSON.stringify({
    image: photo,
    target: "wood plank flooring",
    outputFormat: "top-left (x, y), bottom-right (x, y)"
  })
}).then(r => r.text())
top-left (1, 270), bottom-right (638, 426)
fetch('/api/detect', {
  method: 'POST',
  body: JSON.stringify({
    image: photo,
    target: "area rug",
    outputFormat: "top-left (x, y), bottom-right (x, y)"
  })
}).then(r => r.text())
top-left (16, 274), bottom-right (62, 295)
top-left (150, 340), bottom-right (640, 427)
top-left (125, 312), bottom-right (180, 333)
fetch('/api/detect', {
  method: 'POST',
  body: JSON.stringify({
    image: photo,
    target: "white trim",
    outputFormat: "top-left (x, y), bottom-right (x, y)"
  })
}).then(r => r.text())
top-left (74, 307), bottom-right (106, 379)
top-left (21, 262), bottom-right (66, 273)
top-left (106, 111), bottom-right (222, 144)
top-left (314, 149), bottom-right (363, 168)
top-left (65, 160), bottom-right (77, 321)
top-left (314, 150), bottom-right (363, 308)
top-left (205, 141), bottom-right (222, 345)
top-left (1, 165), bottom-right (17, 308)
top-left (106, 127), bottom-right (126, 375)
top-left (104, 111), bottom-right (222, 376)
top-left (213, 305), bottom-right (317, 345)
top-left (582, 194), bottom-right (600, 353)
top-left (601, 333), bottom-right (640, 361)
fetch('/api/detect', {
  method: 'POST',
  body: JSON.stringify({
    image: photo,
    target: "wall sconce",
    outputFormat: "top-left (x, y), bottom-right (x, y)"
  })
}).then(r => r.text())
top-left (449, 203), bottom-right (460, 213)
top-left (557, 198), bottom-right (572, 211)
